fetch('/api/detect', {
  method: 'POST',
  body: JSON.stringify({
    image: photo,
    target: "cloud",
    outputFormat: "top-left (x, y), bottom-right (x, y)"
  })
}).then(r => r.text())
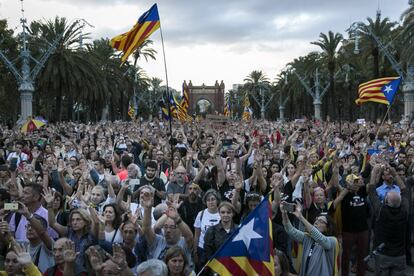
top-left (1, 0), bottom-right (408, 90)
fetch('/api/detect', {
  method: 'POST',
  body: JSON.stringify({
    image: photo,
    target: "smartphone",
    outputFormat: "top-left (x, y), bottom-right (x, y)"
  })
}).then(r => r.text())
top-left (9, 157), bottom-right (18, 171)
top-left (4, 203), bottom-right (19, 211)
top-left (222, 139), bottom-right (233, 147)
top-left (284, 202), bottom-right (296, 213)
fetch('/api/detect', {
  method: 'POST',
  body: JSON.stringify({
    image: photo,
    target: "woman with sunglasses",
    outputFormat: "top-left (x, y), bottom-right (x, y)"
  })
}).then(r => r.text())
top-left (281, 201), bottom-right (339, 276)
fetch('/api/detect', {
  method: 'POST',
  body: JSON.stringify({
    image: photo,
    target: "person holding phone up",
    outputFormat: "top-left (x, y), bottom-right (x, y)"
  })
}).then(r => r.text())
top-left (281, 201), bottom-right (339, 276)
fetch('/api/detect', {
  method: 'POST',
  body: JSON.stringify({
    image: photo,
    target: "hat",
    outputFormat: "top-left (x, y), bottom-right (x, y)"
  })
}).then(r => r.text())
top-left (345, 174), bottom-right (360, 183)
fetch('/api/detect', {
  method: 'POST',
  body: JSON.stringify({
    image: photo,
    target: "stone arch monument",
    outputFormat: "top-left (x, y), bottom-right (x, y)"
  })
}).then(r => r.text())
top-left (184, 80), bottom-right (225, 116)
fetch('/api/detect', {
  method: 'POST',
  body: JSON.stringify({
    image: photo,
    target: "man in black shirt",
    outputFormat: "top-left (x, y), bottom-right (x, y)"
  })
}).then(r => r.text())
top-left (334, 174), bottom-right (370, 276)
top-left (135, 161), bottom-right (165, 206)
top-left (178, 183), bottom-right (203, 233)
top-left (368, 164), bottom-right (408, 276)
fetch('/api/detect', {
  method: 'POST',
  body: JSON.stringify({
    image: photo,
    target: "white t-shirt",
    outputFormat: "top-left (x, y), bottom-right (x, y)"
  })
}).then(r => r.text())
top-left (105, 228), bottom-right (123, 243)
top-left (194, 209), bottom-right (220, 248)
top-left (7, 151), bottom-right (29, 167)
top-left (292, 175), bottom-right (304, 201)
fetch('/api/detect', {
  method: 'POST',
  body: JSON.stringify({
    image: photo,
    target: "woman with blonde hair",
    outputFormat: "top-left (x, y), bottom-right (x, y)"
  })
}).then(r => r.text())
top-left (44, 188), bottom-right (97, 273)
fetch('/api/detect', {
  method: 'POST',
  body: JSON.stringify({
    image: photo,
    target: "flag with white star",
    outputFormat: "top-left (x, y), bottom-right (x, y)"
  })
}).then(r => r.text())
top-left (355, 76), bottom-right (402, 105)
top-left (206, 195), bottom-right (274, 276)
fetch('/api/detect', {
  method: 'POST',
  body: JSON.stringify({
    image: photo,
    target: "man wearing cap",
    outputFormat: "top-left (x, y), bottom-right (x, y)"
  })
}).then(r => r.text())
top-left (333, 173), bottom-right (370, 276)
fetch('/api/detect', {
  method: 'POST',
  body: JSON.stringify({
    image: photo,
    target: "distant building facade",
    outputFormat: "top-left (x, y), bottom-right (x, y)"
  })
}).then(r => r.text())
top-left (184, 80), bottom-right (225, 115)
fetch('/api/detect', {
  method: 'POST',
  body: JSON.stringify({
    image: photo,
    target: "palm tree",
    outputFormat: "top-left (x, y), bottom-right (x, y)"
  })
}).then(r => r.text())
top-left (148, 77), bottom-right (163, 117)
top-left (401, 4), bottom-right (414, 63)
top-left (243, 70), bottom-right (270, 118)
top-left (359, 14), bottom-right (397, 79)
top-left (87, 38), bottom-right (128, 121)
top-left (311, 31), bottom-right (343, 118)
top-left (132, 39), bottom-right (157, 67)
top-left (30, 17), bottom-right (102, 121)
top-left (0, 19), bottom-right (19, 121)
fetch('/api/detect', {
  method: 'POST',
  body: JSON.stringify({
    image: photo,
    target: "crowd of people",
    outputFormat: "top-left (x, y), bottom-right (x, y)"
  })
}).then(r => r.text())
top-left (0, 118), bottom-right (412, 276)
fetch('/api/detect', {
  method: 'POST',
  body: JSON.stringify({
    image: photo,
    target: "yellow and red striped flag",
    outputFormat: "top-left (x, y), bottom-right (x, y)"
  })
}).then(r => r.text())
top-left (110, 4), bottom-right (160, 63)
top-left (355, 77), bottom-right (401, 105)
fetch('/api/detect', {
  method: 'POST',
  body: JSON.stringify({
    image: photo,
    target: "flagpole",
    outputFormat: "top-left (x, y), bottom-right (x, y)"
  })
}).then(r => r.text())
top-left (372, 76), bottom-right (401, 139)
top-left (375, 104), bottom-right (392, 139)
top-left (159, 23), bottom-right (174, 164)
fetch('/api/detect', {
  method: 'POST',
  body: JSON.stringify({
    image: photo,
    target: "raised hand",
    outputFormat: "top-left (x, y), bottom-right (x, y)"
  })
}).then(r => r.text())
top-left (86, 246), bottom-right (103, 272)
top-left (165, 202), bottom-right (181, 221)
top-left (13, 243), bottom-right (32, 266)
top-left (292, 202), bottom-right (303, 219)
top-left (57, 159), bottom-right (66, 173)
top-left (110, 244), bottom-right (128, 271)
top-left (81, 185), bottom-right (92, 203)
top-left (0, 220), bottom-right (11, 236)
top-left (63, 240), bottom-right (79, 263)
top-left (234, 174), bottom-right (243, 191)
top-left (42, 187), bottom-right (55, 205)
top-left (270, 173), bottom-right (283, 190)
top-left (140, 189), bottom-right (153, 208)
top-left (16, 202), bottom-right (30, 218)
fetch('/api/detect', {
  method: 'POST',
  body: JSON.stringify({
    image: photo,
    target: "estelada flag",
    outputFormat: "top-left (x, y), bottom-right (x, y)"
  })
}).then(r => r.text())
top-left (355, 76), bottom-right (402, 105)
top-left (110, 4), bottom-right (160, 63)
top-left (206, 195), bottom-right (274, 275)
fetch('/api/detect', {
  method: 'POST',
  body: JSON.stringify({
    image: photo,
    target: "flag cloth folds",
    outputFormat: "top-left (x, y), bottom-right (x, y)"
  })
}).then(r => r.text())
top-left (224, 93), bottom-right (230, 116)
top-left (355, 76), bottom-right (402, 105)
top-left (206, 195), bottom-right (274, 276)
top-left (110, 4), bottom-right (160, 63)
top-left (242, 95), bottom-right (252, 121)
top-left (181, 84), bottom-right (190, 112)
top-left (160, 94), bottom-right (192, 122)
top-left (128, 103), bottom-right (135, 119)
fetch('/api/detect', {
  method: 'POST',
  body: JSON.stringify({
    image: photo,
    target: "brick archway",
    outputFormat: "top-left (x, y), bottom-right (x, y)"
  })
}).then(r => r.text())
top-left (184, 80), bottom-right (225, 115)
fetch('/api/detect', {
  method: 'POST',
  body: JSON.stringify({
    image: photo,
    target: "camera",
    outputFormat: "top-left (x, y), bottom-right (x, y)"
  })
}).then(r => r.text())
top-left (4, 202), bottom-right (19, 211)
top-left (284, 202), bottom-right (296, 213)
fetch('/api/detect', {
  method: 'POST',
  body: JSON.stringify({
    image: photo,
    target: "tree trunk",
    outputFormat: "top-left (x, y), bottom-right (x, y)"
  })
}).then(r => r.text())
top-left (67, 94), bottom-right (73, 121)
top-left (55, 91), bottom-right (62, 121)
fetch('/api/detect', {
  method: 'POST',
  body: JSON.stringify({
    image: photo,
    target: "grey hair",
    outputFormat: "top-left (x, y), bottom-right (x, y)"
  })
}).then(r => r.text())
top-left (136, 259), bottom-right (168, 276)
top-left (386, 191), bottom-right (401, 208)
top-left (153, 203), bottom-right (168, 220)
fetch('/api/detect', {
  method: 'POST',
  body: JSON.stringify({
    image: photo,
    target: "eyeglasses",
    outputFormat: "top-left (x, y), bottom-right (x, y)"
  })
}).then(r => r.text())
top-left (175, 172), bottom-right (186, 175)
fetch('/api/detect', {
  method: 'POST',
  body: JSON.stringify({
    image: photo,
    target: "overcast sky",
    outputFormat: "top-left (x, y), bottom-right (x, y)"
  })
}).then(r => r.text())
top-left (0, 0), bottom-right (410, 92)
